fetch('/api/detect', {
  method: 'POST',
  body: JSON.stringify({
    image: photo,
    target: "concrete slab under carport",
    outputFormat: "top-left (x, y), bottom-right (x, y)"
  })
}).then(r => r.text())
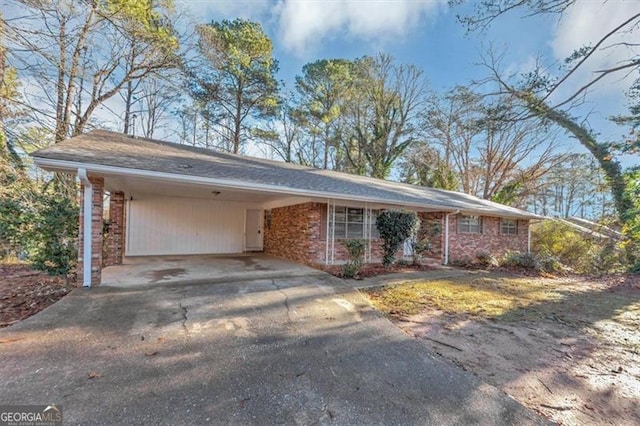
top-left (102, 254), bottom-right (321, 287)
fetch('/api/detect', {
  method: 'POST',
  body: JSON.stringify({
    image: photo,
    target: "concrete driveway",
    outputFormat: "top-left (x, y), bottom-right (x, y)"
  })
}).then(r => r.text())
top-left (0, 272), bottom-right (544, 425)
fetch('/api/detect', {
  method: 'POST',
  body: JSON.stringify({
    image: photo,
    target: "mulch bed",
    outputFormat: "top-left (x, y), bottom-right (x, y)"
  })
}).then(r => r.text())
top-left (319, 262), bottom-right (436, 280)
top-left (0, 264), bottom-right (76, 328)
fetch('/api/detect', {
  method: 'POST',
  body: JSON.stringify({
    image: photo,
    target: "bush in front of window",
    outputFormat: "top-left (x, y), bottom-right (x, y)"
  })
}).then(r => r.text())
top-left (411, 239), bottom-right (432, 265)
top-left (342, 239), bottom-right (365, 278)
top-left (376, 210), bottom-right (420, 268)
top-left (475, 251), bottom-right (498, 267)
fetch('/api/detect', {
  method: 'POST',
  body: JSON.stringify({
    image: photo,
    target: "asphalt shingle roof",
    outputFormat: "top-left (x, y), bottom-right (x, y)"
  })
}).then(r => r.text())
top-left (32, 130), bottom-right (538, 219)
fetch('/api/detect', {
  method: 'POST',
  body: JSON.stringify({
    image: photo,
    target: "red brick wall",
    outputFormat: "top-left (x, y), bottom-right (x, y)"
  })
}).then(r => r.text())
top-left (78, 176), bottom-right (104, 286)
top-left (417, 212), bottom-right (444, 262)
top-left (264, 203), bottom-right (529, 267)
top-left (104, 191), bottom-right (126, 267)
top-left (264, 202), bottom-right (407, 265)
top-left (447, 215), bottom-right (529, 263)
top-left (263, 202), bottom-right (324, 265)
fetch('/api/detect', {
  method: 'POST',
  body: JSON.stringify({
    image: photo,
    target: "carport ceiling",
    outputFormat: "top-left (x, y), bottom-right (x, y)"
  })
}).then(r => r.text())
top-left (103, 174), bottom-right (295, 203)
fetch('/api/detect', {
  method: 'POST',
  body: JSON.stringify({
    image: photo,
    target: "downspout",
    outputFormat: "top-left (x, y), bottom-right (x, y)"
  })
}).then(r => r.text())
top-left (78, 168), bottom-right (93, 288)
top-left (443, 210), bottom-right (460, 265)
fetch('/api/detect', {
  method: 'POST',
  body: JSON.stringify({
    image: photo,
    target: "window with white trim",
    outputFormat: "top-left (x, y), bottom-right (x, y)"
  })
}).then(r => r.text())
top-left (501, 218), bottom-right (518, 235)
top-left (458, 215), bottom-right (482, 234)
top-left (330, 207), bottom-right (380, 239)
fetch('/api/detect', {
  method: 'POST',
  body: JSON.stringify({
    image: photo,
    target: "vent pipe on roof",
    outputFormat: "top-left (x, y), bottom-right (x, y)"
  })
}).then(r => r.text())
top-left (78, 168), bottom-right (92, 288)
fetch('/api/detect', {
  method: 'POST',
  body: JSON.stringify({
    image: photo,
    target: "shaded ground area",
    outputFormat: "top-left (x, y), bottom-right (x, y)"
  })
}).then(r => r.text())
top-left (0, 264), bottom-right (75, 328)
top-left (365, 273), bottom-right (640, 425)
top-left (0, 273), bottom-right (543, 425)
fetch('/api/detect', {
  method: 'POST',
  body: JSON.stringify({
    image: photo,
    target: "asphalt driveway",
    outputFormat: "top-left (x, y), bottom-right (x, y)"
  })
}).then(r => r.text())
top-left (0, 272), bottom-right (544, 425)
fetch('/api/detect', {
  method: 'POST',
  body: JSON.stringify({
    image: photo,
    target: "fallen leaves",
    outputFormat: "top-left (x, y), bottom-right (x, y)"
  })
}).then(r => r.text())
top-left (87, 372), bottom-right (102, 379)
top-left (0, 264), bottom-right (75, 327)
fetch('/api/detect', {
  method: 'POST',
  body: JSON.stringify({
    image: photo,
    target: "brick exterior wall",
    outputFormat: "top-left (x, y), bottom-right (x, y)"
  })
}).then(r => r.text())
top-left (447, 215), bottom-right (529, 263)
top-left (78, 176), bottom-right (104, 286)
top-left (264, 203), bottom-right (529, 266)
top-left (263, 202), bottom-right (324, 265)
top-left (417, 212), bottom-right (444, 261)
top-left (104, 191), bottom-right (126, 267)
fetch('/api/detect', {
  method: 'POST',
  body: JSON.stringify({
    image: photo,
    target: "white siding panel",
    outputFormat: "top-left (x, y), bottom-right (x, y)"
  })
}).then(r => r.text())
top-left (126, 197), bottom-right (246, 255)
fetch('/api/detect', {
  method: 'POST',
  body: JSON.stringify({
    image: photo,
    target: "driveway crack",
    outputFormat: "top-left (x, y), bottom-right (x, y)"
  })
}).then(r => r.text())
top-left (273, 279), bottom-right (293, 323)
top-left (179, 300), bottom-right (189, 336)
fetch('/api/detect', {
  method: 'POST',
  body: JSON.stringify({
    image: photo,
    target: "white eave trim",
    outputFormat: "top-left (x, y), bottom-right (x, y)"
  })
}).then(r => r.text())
top-left (33, 156), bottom-right (540, 220)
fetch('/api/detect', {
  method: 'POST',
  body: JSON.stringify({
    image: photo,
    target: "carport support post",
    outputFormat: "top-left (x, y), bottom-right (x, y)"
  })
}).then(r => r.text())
top-left (78, 169), bottom-right (104, 287)
top-left (443, 210), bottom-right (460, 265)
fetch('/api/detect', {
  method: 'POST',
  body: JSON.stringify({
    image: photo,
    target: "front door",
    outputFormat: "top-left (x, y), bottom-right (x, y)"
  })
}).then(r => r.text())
top-left (245, 209), bottom-right (263, 251)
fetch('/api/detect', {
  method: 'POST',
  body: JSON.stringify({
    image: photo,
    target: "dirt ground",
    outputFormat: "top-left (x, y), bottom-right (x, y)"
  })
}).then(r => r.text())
top-left (0, 263), bottom-right (75, 328)
top-left (365, 273), bottom-right (640, 425)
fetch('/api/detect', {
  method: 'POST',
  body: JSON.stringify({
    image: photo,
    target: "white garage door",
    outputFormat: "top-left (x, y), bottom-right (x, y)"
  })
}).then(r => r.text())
top-left (126, 197), bottom-right (247, 256)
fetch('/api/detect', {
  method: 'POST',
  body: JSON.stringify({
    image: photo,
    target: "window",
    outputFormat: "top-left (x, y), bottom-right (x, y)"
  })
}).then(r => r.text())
top-left (501, 219), bottom-right (518, 235)
top-left (459, 215), bottom-right (482, 234)
top-left (329, 207), bottom-right (380, 240)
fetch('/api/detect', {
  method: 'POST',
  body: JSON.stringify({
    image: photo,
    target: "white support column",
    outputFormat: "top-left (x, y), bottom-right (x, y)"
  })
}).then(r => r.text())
top-left (444, 210), bottom-right (460, 265)
top-left (78, 168), bottom-right (93, 288)
top-left (325, 199), bottom-right (330, 265)
top-left (444, 214), bottom-right (449, 265)
top-left (330, 201), bottom-right (336, 265)
top-left (527, 224), bottom-right (532, 254)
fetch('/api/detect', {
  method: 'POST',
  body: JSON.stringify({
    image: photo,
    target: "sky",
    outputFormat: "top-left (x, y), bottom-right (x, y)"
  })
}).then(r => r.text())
top-left (173, 0), bottom-right (639, 163)
top-left (3, 0), bottom-right (638, 166)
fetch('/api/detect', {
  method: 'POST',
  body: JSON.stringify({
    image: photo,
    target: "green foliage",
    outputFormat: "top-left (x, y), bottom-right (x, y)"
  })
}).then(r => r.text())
top-left (0, 186), bottom-right (78, 277)
top-left (191, 18), bottom-right (279, 153)
top-left (106, 0), bottom-right (177, 47)
top-left (621, 168), bottom-right (640, 266)
top-left (501, 252), bottom-right (540, 270)
top-left (342, 239), bottom-right (365, 279)
top-left (411, 239), bottom-right (432, 265)
top-left (401, 144), bottom-right (459, 190)
top-left (294, 58), bottom-right (355, 169)
top-left (346, 54), bottom-right (428, 179)
top-left (28, 195), bottom-right (78, 277)
top-left (376, 210), bottom-right (420, 268)
top-left (532, 220), bottom-right (626, 274)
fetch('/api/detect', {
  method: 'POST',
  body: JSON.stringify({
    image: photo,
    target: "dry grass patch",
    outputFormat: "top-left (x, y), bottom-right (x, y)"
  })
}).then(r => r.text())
top-left (363, 272), bottom-right (640, 425)
top-left (366, 274), bottom-right (564, 319)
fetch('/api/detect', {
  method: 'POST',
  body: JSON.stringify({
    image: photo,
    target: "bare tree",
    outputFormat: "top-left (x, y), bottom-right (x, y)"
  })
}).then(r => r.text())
top-left (421, 86), bottom-right (565, 204)
top-left (345, 54), bottom-right (429, 179)
top-left (4, 0), bottom-right (180, 144)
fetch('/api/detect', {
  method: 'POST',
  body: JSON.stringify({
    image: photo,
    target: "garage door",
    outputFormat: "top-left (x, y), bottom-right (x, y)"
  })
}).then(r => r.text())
top-left (126, 197), bottom-right (246, 256)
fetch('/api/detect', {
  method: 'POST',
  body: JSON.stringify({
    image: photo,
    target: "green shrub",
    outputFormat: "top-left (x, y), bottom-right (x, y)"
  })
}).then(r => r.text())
top-left (501, 252), bottom-right (539, 270)
top-left (532, 220), bottom-right (626, 274)
top-left (342, 239), bottom-right (365, 278)
top-left (411, 239), bottom-right (432, 265)
top-left (29, 195), bottom-right (78, 279)
top-left (376, 210), bottom-right (420, 268)
top-left (475, 251), bottom-right (498, 267)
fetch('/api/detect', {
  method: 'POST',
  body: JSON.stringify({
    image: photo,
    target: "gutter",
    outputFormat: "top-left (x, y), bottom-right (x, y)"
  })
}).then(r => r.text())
top-left (77, 168), bottom-right (93, 287)
top-left (443, 210), bottom-right (460, 265)
top-left (33, 157), bottom-right (540, 221)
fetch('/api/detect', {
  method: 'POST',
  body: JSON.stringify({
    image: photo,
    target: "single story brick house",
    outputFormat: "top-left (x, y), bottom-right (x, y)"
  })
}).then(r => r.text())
top-left (32, 130), bottom-right (538, 287)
